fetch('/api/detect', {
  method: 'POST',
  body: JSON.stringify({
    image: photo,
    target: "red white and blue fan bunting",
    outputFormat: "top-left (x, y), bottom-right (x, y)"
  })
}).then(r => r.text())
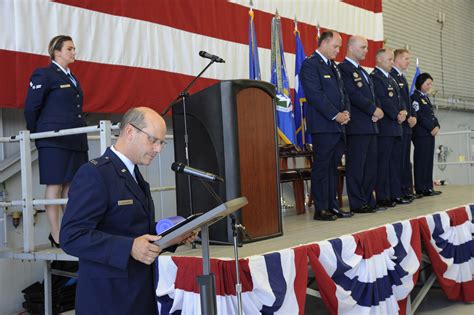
top-left (419, 204), bottom-right (474, 302)
top-left (155, 205), bottom-right (474, 314)
top-left (156, 247), bottom-right (307, 314)
top-left (308, 220), bottom-right (421, 315)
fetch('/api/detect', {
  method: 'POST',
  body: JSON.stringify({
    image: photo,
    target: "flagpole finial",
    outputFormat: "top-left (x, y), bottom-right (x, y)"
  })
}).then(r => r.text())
top-left (416, 58), bottom-right (419, 67)
top-left (275, 9), bottom-right (279, 18)
top-left (249, 0), bottom-right (253, 8)
top-left (317, 22), bottom-right (321, 39)
top-left (294, 16), bottom-right (298, 29)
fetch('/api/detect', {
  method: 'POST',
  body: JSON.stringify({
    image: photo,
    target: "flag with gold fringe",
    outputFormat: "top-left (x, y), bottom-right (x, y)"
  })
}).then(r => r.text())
top-left (271, 12), bottom-right (295, 144)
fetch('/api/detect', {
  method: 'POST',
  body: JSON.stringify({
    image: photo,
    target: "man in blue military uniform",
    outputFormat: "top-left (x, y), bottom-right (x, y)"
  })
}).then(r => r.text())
top-left (300, 30), bottom-right (352, 221)
top-left (371, 48), bottom-right (407, 208)
top-left (339, 35), bottom-right (383, 213)
top-left (411, 73), bottom-right (442, 197)
top-left (61, 107), bottom-right (180, 314)
top-left (391, 49), bottom-right (417, 202)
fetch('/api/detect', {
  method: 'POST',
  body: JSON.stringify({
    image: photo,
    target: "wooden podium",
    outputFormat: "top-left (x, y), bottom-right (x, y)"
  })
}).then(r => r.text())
top-left (172, 80), bottom-right (282, 243)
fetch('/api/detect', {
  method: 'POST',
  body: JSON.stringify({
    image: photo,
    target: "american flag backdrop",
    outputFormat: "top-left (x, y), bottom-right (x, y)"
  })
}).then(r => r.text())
top-left (0, 0), bottom-right (383, 114)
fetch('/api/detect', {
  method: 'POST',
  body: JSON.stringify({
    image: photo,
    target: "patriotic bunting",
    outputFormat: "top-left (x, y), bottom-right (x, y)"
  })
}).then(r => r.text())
top-left (307, 220), bottom-right (421, 315)
top-left (419, 205), bottom-right (474, 302)
top-left (156, 204), bottom-right (474, 314)
top-left (156, 247), bottom-right (308, 314)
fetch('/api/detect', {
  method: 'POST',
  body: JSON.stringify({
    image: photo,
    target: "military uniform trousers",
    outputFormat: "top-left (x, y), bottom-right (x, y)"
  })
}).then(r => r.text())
top-left (401, 132), bottom-right (414, 195)
top-left (346, 134), bottom-right (377, 210)
top-left (376, 135), bottom-right (403, 201)
top-left (311, 133), bottom-right (345, 212)
top-left (413, 135), bottom-right (435, 193)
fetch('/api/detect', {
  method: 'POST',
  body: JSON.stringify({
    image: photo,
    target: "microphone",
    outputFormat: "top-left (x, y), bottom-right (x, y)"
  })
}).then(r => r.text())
top-left (171, 162), bottom-right (224, 182)
top-left (199, 51), bottom-right (225, 63)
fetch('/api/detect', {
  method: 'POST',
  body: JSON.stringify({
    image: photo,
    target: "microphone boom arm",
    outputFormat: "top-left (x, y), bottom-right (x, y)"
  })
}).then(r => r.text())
top-left (161, 59), bottom-right (216, 116)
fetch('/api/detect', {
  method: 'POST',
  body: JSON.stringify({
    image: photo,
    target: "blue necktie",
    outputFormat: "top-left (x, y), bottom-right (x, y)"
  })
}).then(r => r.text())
top-left (134, 165), bottom-right (146, 194)
top-left (67, 73), bottom-right (77, 87)
top-left (359, 66), bottom-right (369, 84)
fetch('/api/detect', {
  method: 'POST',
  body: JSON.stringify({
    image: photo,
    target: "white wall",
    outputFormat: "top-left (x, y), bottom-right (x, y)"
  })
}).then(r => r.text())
top-left (433, 109), bottom-right (474, 185)
top-left (383, 0), bottom-right (474, 104)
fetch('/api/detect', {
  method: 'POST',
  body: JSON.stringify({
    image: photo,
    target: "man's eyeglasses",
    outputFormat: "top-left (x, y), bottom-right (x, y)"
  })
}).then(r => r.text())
top-left (129, 123), bottom-right (167, 147)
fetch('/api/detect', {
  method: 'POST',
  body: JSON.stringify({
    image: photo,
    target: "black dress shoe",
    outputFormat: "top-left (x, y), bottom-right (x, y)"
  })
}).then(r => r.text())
top-left (352, 205), bottom-right (375, 213)
top-left (414, 192), bottom-right (424, 199)
top-left (374, 204), bottom-right (387, 211)
top-left (421, 189), bottom-right (439, 197)
top-left (392, 197), bottom-right (412, 205)
top-left (48, 234), bottom-right (60, 248)
top-left (377, 200), bottom-right (396, 208)
top-left (403, 194), bottom-right (416, 201)
top-left (330, 208), bottom-right (354, 218)
top-left (314, 211), bottom-right (338, 221)
top-left (426, 189), bottom-right (442, 196)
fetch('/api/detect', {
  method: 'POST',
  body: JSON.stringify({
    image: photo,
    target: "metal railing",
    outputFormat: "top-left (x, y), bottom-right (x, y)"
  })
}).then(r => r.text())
top-left (434, 130), bottom-right (473, 184)
top-left (0, 121), bottom-right (176, 252)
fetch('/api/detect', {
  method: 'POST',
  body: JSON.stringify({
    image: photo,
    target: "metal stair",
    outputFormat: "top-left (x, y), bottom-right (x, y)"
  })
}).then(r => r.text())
top-left (0, 147), bottom-right (37, 183)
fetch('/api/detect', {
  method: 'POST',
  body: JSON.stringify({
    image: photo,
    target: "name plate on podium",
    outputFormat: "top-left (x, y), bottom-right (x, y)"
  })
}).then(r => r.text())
top-left (155, 197), bottom-right (248, 249)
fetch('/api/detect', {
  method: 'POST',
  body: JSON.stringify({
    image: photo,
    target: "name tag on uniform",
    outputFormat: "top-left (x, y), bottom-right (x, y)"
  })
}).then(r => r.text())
top-left (60, 84), bottom-right (71, 88)
top-left (421, 99), bottom-right (427, 104)
top-left (324, 75), bottom-right (331, 79)
top-left (118, 199), bottom-right (134, 206)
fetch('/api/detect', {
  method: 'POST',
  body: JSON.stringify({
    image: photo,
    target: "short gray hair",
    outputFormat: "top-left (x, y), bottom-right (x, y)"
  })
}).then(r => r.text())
top-left (119, 108), bottom-right (147, 133)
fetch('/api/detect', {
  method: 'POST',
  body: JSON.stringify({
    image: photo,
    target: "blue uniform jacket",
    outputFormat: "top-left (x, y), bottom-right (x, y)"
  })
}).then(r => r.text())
top-left (60, 148), bottom-right (157, 315)
top-left (24, 63), bottom-right (88, 151)
top-left (411, 90), bottom-right (440, 138)
top-left (338, 59), bottom-right (378, 135)
top-left (300, 52), bottom-right (350, 134)
top-left (390, 68), bottom-right (416, 135)
top-left (370, 68), bottom-right (403, 137)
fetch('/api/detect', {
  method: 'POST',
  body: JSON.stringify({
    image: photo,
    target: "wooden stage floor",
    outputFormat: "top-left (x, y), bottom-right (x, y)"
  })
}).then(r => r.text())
top-left (170, 185), bottom-right (474, 259)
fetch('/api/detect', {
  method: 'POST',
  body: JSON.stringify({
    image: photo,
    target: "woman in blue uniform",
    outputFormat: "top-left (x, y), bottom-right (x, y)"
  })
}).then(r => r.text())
top-left (24, 35), bottom-right (88, 247)
top-left (411, 73), bottom-right (441, 197)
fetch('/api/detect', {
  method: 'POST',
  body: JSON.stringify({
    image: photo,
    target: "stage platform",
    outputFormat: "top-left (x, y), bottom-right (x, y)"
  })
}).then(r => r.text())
top-left (1, 185), bottom-right (470, 261)
top-left (1, 185), bottom-right (471, 315)
top-left (157, 185), bottom-right (474, 315)
top-left (169, 185), bottom-right (474, 258)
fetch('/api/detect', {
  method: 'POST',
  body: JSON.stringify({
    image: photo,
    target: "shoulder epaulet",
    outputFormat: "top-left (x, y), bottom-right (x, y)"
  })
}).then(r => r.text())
top-left (88, 155), bottom-right (112, 167)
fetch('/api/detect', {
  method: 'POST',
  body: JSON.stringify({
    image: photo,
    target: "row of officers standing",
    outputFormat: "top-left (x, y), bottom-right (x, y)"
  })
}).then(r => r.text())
top-left (300, 31), bottom-right (441, 221)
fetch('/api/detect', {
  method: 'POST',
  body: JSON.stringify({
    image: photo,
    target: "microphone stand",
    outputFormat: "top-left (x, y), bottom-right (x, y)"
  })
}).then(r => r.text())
top-left (199, 178), bottom-right (251, 315)
top-left (161, 59), bottom-right (217, 221)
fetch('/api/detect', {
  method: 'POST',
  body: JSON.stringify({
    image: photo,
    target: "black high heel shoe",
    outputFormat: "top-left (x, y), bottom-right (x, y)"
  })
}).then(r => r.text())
top-left (48, 234), bottom-right (60, 248)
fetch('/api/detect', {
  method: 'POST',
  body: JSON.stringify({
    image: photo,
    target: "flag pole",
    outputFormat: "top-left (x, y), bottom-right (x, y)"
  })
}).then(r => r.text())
top-left (294, 17), bottom-right (305, 147)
